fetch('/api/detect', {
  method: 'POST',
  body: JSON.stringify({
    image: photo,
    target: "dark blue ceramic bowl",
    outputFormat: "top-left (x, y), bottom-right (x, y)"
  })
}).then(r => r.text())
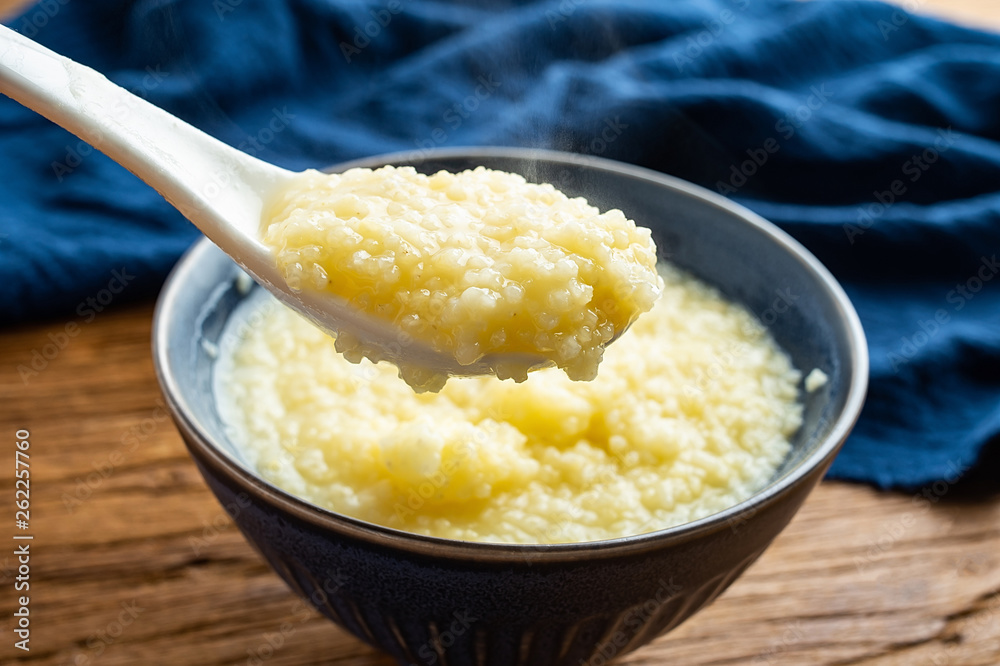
top-left (153, 148), bottom-right (868, 665)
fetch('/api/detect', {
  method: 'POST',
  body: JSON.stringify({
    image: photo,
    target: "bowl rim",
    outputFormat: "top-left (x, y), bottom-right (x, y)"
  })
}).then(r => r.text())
top-left (153, 146), bottom-right (869, 563)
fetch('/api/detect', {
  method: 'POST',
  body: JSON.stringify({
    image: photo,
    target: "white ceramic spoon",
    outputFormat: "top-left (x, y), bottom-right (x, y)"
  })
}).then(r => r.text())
top-left (0, 25), bottom-right (549, 378)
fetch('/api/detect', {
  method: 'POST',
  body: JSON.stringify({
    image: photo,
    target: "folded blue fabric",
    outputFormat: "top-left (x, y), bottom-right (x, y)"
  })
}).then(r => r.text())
top-left (2, 0), bottom-right (998, 491)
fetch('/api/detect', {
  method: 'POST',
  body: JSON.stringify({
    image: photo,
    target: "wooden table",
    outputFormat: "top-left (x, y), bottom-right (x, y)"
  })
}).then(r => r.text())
top-left (2, 1), bottom-right (999, 665)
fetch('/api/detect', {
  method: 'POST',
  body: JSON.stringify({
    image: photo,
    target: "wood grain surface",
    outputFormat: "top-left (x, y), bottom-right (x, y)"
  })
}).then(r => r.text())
top-left (2, 1), bottom-right (999, 665)
top-left (1, 304), bottom-right (998, 666)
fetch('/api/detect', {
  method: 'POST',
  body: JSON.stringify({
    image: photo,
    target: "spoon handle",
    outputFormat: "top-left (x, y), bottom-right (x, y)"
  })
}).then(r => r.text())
top-left (0, 25), bottom-right (294, 243)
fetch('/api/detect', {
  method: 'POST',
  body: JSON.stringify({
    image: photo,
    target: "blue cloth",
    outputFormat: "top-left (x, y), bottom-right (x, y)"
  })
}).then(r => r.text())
top-left (2, 0), bottom-right (998, 491)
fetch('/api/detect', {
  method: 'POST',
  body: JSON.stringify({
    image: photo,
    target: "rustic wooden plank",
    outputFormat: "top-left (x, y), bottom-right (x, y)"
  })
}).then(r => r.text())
top-left (642, 484), bottom-right (1000, 665)
top-left (1, 301), bottom-right (998, 666)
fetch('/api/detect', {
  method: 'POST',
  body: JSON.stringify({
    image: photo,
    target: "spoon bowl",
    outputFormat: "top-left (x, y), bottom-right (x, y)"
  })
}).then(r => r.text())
top-left (153, 147), bottom-right (869, 666)
top-left (0, 25), bottom-right (552, 377)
